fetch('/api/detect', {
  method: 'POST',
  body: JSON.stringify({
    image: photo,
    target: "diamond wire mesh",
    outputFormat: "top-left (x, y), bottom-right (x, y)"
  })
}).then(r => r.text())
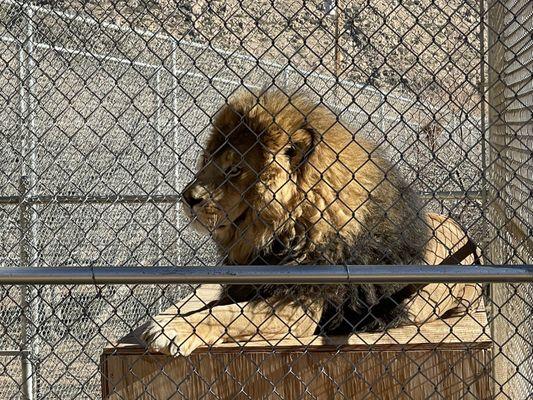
top-left (0, 0), bottom-right (530, 399)
top-left (486, 1), bottom-right (532, 399)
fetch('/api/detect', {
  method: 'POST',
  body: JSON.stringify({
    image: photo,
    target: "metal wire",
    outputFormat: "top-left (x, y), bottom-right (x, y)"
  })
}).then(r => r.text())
top-left (0, 0), bottom-right (530, 399)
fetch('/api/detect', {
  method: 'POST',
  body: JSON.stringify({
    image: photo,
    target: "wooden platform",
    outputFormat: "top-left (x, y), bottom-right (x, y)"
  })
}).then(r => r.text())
top-left (101, 286), bottom-right (492, 399)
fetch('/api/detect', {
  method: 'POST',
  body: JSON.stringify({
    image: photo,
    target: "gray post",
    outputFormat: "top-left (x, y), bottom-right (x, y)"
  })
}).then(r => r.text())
top-left (18, 177), bottom-right (34, 400)
top-left (155, 69), bottom-right (164, 312)
top-left (479, 0), bottom-right (489, 253)
top-left (18, 4), bottom-right (37, 399)
top-left (171, 40), bottom-right (181, 267)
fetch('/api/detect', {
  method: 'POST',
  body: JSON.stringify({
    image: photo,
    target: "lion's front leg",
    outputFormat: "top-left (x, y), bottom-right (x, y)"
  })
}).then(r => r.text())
top-left (142, 311), bottom-right (225, 357)
top-left (142, 299), bottom-right (322, 357)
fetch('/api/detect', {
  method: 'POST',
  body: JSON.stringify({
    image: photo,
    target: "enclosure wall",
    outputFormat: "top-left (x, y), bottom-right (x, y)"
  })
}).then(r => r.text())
top-left (488, 0), bottom-right (533, 397)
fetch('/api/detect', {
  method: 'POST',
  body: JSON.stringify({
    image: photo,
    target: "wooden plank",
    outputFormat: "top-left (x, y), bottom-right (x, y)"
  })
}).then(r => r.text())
top-left (103, 349), bottom-right (492, 400)
top-left (104, 215), bottom-right (490, 398)
top-left (102, 307), bottom-right (492, 399)
top-left (102, 300), bottom-right (492, 399)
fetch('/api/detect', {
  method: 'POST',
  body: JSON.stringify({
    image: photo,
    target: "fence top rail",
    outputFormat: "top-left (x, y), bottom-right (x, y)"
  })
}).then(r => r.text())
top-left (0, 266), bottom-right (531, 285)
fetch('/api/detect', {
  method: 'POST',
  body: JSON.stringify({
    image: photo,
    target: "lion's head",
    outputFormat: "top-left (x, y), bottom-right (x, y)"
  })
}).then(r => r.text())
top-left (182, 87), bottom-right (427, 265)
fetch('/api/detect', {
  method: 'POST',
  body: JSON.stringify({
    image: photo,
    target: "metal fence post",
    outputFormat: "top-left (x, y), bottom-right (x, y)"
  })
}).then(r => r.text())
top-left (155, 68), bottom-right (164, 312)
top-left (171, 39), bottom-right (181, 268)
top-left (17, 4), bottom-right (38, 399)
top-left (479, 0), bottom-right (489, 253)
top-left (18, 177), bottom-right (34, 400)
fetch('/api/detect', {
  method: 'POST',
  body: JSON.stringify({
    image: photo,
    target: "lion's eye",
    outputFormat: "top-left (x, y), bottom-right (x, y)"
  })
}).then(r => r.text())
top-left (225, 165), bottom-right (242, 178)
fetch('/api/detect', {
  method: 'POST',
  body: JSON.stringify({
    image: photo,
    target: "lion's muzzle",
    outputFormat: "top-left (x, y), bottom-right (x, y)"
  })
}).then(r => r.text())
top-left (182, 183), bottom-right (207, 208)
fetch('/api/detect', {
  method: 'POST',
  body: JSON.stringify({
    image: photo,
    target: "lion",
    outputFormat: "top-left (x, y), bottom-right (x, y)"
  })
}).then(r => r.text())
top-left (141, 87), bottom-right (481, 356)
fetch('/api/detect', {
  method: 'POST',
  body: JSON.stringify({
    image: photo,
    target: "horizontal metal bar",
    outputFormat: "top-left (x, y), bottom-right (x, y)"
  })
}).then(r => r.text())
top-left (35, 42), bottom-right (161, 69)
top-left (0, 266), bottom-right (531, 285)
top-left (0, 194), bottom-right (180, 205)
top-left (0, 350), bottom-right (30, 356)
top-left (34, 42), bottom-right (261, 90)
top-left (0, 190), bottom-right (481, 205)
top-left (419, 190), bottom-right (482, 200)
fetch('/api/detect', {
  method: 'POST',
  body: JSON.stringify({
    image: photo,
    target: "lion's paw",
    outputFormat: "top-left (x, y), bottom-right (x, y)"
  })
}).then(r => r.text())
top-left (141, 314), bottom-right (223, 357)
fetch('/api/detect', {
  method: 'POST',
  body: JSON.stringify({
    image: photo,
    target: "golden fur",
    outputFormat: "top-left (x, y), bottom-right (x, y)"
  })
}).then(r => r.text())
top-left (141, 87), bottom-right (480, 356)
top-left (185, 87), bottom-right (428, 267)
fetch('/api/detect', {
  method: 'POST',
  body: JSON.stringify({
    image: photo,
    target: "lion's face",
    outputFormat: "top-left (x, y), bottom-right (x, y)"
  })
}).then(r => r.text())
top-left (182, 143), bottom-right (261, 235)
top-left (182, 89), bottom-right (318, 262)
top-left (181, 87), bottom-right (419, 265)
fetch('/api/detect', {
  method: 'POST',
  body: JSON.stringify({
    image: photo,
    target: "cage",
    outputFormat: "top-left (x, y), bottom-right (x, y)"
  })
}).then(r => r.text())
top-left (0, 0), bottom-right (531, 399)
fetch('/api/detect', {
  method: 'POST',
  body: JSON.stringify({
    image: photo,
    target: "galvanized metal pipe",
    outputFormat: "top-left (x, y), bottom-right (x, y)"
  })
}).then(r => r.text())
top-left (0, 190), bottom-right (483, 205)
top-left (0, 265), bottom-right (531, 285)
top-left (0, 194), bottom-right (181, 205)
top-left (18, 5), bottom-right (37, 397)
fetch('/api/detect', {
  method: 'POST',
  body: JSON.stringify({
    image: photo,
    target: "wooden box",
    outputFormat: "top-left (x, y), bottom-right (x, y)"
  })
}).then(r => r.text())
top-left (101, 287), bottom-right (492, 399)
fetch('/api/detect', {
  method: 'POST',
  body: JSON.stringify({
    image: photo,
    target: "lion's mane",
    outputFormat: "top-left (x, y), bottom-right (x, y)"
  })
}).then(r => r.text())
top-left (203, 87), bottom-right (430, 333)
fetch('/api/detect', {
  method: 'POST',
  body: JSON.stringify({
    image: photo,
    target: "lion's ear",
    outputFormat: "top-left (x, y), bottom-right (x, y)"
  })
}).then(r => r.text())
top-left (285, 127), bottom-right (317, 172)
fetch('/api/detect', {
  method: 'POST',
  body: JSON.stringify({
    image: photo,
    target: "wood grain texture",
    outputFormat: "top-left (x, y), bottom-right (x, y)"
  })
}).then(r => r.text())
top-left (103, 347), bottom-right (492, 400)
top-left (102, 307), bottom-right (492, 399)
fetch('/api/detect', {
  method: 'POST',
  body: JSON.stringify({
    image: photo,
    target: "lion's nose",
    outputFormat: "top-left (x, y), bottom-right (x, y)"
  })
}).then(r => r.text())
top-left (182, 186), bottom-right (204, 208)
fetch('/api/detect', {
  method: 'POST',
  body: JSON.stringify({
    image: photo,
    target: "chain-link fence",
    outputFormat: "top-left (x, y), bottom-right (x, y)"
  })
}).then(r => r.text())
top-left (0, 0), bottom-right (531, 399)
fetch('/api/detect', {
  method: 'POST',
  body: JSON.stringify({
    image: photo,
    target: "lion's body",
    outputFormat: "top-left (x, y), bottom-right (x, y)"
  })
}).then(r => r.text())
top-left (189, 87), bottom-right (429, 333)
top-left (142, 88), bottom-right (478, 356)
